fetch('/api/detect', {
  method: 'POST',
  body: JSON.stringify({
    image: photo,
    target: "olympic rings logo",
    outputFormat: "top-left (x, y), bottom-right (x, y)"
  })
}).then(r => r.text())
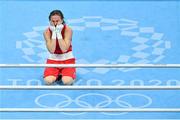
top-left (35, 92), bottom-right (152, 116)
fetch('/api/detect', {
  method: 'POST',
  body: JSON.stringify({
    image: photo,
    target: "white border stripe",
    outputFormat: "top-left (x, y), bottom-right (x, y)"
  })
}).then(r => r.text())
top-left (0, 108), bottom-right (180, 112)
top-left (0, 64), bottom-right (180, 68)
top-left (0, 86), bottom-right (180, 90)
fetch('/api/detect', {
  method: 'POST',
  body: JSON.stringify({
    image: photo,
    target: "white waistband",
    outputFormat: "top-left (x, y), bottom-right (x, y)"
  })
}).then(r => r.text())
top-left (48, 51), bottom-right (74, 61)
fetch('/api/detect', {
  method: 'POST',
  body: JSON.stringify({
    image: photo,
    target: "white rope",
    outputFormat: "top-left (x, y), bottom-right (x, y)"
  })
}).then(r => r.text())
top-left (0, 86), bottom-right (180, 90)
top-left (0, 64), bottom-right (180, 68)
top-left (0, 108), bottom-right (180, 112)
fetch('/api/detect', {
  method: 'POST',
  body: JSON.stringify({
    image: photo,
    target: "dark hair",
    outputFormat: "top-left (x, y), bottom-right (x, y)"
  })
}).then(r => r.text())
top-left (49, 10), bottom-right (65, 24)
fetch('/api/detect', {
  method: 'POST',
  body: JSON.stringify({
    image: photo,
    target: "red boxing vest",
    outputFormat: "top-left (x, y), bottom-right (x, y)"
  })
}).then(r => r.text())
top-left (49, 24), bottom-right (72, 54)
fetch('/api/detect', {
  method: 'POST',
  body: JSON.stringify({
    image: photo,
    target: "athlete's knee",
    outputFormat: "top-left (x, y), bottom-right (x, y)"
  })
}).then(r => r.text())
top-left (44, 76), bottom-right (56, 85)
top-left (62, 76), bottom-right (74, 85)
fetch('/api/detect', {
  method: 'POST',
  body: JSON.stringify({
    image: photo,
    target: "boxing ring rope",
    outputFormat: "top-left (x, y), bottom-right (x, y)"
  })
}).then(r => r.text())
top-left (0, 64), bottom-right (180, 68)
top-left (0, 108), bottom-right (180, 112)
top-left (1, 85), bottom-right (180, 90)
top-left (1, 63), bottom-right (180, 112)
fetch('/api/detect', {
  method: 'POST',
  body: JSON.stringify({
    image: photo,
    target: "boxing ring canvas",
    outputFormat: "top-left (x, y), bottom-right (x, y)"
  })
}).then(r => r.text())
top-left (0, 0), bottom-right (180, 119)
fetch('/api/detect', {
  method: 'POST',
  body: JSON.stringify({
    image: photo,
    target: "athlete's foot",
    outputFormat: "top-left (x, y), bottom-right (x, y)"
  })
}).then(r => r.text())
top-left (55, 74), bottom-right (63, 84)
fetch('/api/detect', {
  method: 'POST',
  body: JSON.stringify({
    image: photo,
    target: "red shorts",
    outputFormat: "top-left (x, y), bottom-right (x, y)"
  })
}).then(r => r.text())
top-left (43, 58), bottom-right (76, 79)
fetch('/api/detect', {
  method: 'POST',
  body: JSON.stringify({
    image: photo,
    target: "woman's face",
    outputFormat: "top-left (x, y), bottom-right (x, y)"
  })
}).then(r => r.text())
top-left (50, 15), bottom-right (63, 26)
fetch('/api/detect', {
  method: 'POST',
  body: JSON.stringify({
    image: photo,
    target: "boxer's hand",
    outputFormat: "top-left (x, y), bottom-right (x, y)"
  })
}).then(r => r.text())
top-left (56, 24), bottom-right (64, 40)
top-left (49, 25), bottom-right (56, 40)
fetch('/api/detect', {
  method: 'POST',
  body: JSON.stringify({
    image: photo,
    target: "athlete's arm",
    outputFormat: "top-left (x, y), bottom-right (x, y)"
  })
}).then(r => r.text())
top-left (57, 26), bottom-right (73, 53)
top-left (43, 29), bottom-right (56, 53)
